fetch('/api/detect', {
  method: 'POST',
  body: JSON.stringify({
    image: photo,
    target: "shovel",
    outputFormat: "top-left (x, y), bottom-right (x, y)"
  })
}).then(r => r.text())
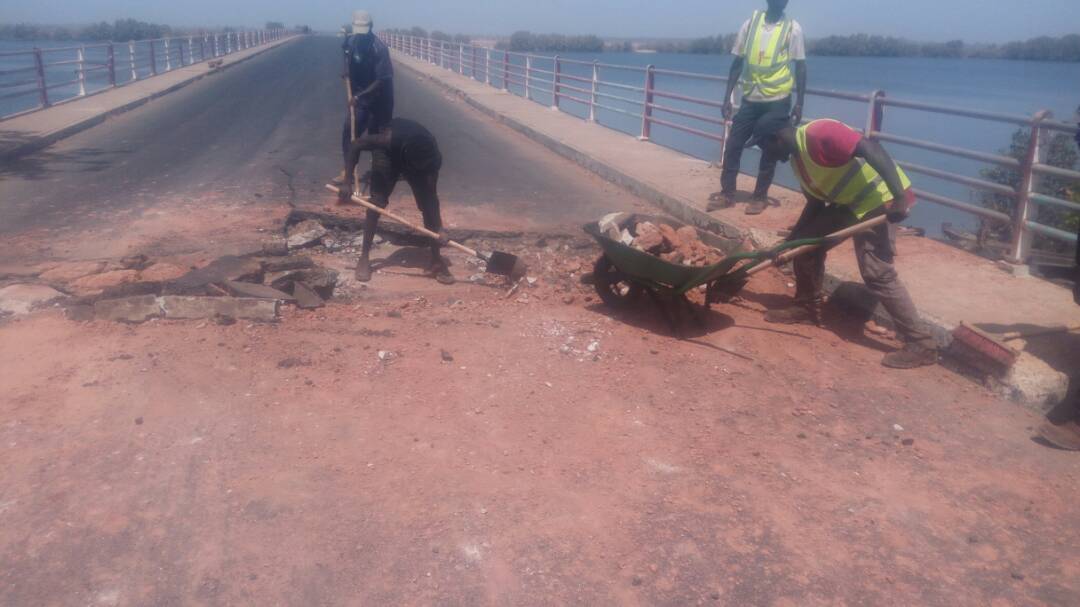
top-left (710, 214), bottom-right (889, 302)
top-left (323, 184), bottom-right (526, 278)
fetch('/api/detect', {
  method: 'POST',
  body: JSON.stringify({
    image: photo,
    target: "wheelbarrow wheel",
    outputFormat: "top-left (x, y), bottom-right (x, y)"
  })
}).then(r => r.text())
top-left (593, 256), bottom-right (644, 309)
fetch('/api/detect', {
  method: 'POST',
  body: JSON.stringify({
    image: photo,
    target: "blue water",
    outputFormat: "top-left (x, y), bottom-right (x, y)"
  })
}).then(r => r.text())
top-left (0, 38), bottom-right (214, 116)
top-left (456, 50), bottom-right (1080, 236)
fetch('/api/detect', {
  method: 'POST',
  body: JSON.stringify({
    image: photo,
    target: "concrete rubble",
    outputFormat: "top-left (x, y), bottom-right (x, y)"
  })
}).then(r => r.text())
top-left (0, 284), bottom-right (67, 316)
top-left (631, 221), bottom-right (725, 267)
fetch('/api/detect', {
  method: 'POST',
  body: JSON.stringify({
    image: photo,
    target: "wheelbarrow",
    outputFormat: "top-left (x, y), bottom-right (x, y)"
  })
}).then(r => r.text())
top-left (583, 212), bottom-right (886, 335)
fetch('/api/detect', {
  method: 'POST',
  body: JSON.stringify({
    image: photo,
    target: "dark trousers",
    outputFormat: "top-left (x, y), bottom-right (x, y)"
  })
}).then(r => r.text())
top-left (342, 103), bottom-right (393, 162)
top-left (789, 199), bottom-right (932, 344)
top-left (720, 97), bottom-right (792, 197)
top-left (369, 149), bottom-right (444, 235)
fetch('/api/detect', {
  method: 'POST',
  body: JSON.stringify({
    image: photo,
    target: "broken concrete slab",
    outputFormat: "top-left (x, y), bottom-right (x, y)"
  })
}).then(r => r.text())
top-left (93, 295), bottom-right (163, 323)
top-left (222, 280), bottom-right (296, 302)
top-left (164, 256), bottom-right (264, 295)
top-left (0, 284), bottom-right (67, 315)
top-left (69, 269), bottom-right (140, 295)
top-left (260, 256), bottom-right (315, 273)
top-left (160, 296), bottom-right (279, 321)
top-left (39, 261), bottom-right (107, 284)
top-left (286, 219), bottom-right (329, 249)
top-left (294, 268), bottom-right (339, 299)
top-left (259, 238), bottom-right (290, 257)
top-left (267, 270), bottom-right (303, 293)
top-left (292, 282), bottom-right (325, 310)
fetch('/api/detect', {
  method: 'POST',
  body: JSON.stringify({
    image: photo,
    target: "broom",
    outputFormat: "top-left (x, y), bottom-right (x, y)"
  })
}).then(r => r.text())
top-left (949, 322), bottom-right (1080, 377)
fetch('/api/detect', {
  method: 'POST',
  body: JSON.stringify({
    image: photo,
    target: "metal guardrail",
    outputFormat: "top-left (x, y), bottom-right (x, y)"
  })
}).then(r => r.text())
top-left (383, 33), bottom-right (1080, 263)
top-left (0, 29), bottom-right (290, 121)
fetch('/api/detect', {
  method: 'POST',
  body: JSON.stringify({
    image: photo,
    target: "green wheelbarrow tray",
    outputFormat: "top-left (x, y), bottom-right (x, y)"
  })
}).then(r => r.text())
top-left (583, 213), bottom-right (823, 301)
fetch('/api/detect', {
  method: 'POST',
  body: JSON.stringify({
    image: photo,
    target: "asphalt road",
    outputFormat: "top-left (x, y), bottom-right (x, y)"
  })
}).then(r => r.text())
top-left (0, 36), bottom-right (642, 240)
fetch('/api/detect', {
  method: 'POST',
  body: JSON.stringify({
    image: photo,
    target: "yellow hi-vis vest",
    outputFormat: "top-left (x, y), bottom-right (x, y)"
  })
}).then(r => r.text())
top-left (741, 10), bottom-right (795, 99)
top-left (792, 120), bottom-right (913, 219)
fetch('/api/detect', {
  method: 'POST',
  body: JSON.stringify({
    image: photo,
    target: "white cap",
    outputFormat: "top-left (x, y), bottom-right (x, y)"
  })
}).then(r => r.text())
top-left (352, 10), bottom-right (373, 34)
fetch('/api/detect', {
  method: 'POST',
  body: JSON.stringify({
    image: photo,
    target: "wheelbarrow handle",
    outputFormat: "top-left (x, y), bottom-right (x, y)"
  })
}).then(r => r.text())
top-left (746, 214), bottom-right (889, 277)
top-left (322, 184), bottom-right (483, 259)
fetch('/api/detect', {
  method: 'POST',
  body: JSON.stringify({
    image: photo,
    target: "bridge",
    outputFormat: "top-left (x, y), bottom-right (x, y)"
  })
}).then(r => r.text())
top-left (0, 34), bottom-right (1078, 605)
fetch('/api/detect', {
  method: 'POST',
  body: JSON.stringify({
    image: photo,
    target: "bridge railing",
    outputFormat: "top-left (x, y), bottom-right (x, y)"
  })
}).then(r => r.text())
top-left (0, 29), bottom-right (290, 122)
top-left (383, 33), bottom-right (1079, 263)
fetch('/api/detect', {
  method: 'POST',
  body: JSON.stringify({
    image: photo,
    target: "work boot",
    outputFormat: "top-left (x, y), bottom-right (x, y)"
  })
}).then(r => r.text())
top-left (330, 169), bottom-right (347, 185)
top-left (764, 300), bottom-right (822, 326)
top-left (707, 191), bottom-right (736, 212)
top-left (1037, 418), bottom-right (1080, 451)
top-left (881, 340), bottom-right (939, 369)
top-left (355, 257), bottom-right (372, 282)
top-left (745, 196), bottom-right (769, 216)
top-left (427, 260), bottom-right (455, 285)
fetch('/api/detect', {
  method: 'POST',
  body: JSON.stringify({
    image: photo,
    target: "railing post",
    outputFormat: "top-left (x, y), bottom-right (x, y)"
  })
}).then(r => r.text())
top-left (149, 41), bottom-right (157, 75)
top-left (502, 52), bottom-right (509, 91)
top-left (1007, 110), bottom-right (1052, 265)
top-left (77, 46), bottom-right (87, 96)
top-left (107, 43), bottom-right (116, 86)
top-left (640, 65), bottom-right (655, 140)
top-left (164, 39), bottom-right (171, 71)
top-left (552, 56), bottom-right (561, 110)
top-left (524, 55), bottom-right (532, 99)
top-left (865, 90), bottom-right (885, 135)
top-left (33, 48), bottom-right (49, 108)
top-left (128, 41), bottom-right (136, 80)
top-left (589, 60), bottom-right (599, 122)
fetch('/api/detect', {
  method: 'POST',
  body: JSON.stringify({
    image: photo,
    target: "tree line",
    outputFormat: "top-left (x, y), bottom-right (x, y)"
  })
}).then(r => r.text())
top-left (0, 20), bottom-right (296, 43)
top-left (670, 32), bottom-right (1080, 62)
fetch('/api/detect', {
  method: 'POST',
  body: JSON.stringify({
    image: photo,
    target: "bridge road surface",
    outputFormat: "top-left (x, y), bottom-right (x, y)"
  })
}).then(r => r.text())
top-left (0, 35), bottom-right (647, 264)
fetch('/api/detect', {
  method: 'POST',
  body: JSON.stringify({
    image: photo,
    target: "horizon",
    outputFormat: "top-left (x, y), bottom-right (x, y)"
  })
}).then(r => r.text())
top-left (2, 0), bottom-right (1078, 44)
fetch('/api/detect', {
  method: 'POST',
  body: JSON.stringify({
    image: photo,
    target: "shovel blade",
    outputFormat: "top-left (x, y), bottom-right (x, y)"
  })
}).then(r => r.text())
top-left (486, 251), bottom-right (525, 278)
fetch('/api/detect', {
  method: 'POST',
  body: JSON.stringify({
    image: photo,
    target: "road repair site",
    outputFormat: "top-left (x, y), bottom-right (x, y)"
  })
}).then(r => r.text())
top-left (1, 29), bottom-right (1078, 606)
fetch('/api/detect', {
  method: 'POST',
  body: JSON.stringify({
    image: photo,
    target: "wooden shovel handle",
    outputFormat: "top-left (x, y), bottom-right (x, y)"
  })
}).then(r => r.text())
top-left (323, 184), bottom-right (481, 258)
top-left (1001, 323), bottom-right (1080, 341)
top-left (745, 214), bottom-right (889, 278)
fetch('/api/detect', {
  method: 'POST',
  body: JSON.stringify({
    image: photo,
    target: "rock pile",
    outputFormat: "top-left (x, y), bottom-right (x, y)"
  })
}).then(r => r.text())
top-left (631, 221), bottom-right (725, 267)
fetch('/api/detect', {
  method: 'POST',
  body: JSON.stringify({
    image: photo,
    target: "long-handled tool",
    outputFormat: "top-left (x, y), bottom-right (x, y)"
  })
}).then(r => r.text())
top-left (709, 214), bottom-right (889, 301)
top-left (950, 321), bottom-right (1080, 377)
top-left (323, 184), bottom-right (526, 278)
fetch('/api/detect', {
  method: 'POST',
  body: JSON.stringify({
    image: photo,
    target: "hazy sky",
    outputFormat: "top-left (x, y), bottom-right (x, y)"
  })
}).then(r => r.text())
top-left (3, 0), bottom-right (1079, 42)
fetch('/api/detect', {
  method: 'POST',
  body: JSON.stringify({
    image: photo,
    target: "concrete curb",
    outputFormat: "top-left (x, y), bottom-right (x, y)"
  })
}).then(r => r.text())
top-left (0, 37), bottom-right (299, 162)
top-left (393, 55), bottom-right (1070, 412)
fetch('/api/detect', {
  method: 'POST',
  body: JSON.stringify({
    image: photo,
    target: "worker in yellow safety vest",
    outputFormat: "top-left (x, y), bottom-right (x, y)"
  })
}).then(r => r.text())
top-left (746, 114), bottom-right (940, 370)
top-left (710, 0), bottom-right (807, 216)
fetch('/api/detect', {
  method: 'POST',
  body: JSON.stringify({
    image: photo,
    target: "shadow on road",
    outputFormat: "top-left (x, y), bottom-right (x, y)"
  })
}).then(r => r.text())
top-left (0, 136), bottom-right (126, 181)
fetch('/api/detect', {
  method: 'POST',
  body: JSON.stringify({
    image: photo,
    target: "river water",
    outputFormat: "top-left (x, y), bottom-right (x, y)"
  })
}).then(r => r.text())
top-left (497, 51), bottom-right (1080, 236)
top-left (4, 39), bottom-right (1079, 235)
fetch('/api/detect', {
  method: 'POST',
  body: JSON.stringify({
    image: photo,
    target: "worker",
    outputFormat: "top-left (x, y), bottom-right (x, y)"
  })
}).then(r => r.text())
top-left (709, 0), bottom-right (807, 216)
top-left (338, 10), bottom-right (394, 186)
top-left (748, 114), bottom-right (939, 369)
top-left (1036, 116), bottom-right (1080, 451)
top-left (340, 118), bottom-right (454, 286)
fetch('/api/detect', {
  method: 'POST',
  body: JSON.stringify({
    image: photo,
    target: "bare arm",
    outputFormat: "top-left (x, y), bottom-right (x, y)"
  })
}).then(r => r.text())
top-left (854, 138), bottom-right (909, 219)
top-left (354, 78), bottom-right (385, 104)
top-left (343, 131), bottom-right (392, 189)
top-left (792, 60), bottom-right (807, 124)
top-left (722, 57), bottom-right (743, 119)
